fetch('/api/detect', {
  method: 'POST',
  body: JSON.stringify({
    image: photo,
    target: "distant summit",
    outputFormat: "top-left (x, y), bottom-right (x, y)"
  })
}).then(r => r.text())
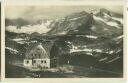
top-left (48, 8), bottom-right (122, 36)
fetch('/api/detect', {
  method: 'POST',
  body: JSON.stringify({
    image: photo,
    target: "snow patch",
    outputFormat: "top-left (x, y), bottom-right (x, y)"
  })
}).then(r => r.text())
top-left (12, 38), bottom-right (27, 44)
top-left (66, 41), bottom-right (72, 45)
top-left (13, 38), bottom-right (24, 41)
top-left (106, 56), bottom-right (120, 63)
top-left (117, 35), bottom-right (123, 39)
top-left (93, 16), bottom-right (105, 22)
top-left (6, 47), bottom-right (19, 54)
top-left (57, 31), bottom-right (67, 35)
top-left (93, 16), bottom-right (121, 29)
top-left (104, 28), bottom-right (108, 31)
top-left (103, 13), bottom-right (111, 18)
top-left (94, 49), bottom-right (102, 52)
top-left (86, 35), bottom-right (98, 39)
top-left (116, 49), bottom-right (121, 53)
top-left (70, 44), bottom-right (102, 54)
top-left (44, 20), bottom-right (52, 26)
top-left (109, 51), bottom-right (114, 54)
top-left (91, 26), bottom-right (96, 30)
top-left (31, 41), bottom-right (37, 43)
top-left (112, 17), bottom-right (123, 24)
top-left (69, 17), bottom-right (81, 21)
top-left (86, 53), bottom-right (93, 56)
top-left (107, 21), bottom-right (120, 29)
top-left (99, 57), bottom-right (108, 62)
top-left (70, 45), bottom-right (88, 53)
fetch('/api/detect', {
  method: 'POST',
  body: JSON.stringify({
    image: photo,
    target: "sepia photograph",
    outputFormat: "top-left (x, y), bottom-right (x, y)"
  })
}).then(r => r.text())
top-left (5, 5), bottom-right (123, 78)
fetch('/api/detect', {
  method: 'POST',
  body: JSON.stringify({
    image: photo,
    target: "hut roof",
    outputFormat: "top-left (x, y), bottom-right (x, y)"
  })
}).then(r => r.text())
top-left (25, 41), bottom-right (54, 59)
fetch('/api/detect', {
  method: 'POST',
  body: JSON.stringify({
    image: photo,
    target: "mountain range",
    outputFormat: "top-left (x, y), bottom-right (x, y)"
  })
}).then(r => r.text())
top-left (5, 8), bottom-right (123, 75)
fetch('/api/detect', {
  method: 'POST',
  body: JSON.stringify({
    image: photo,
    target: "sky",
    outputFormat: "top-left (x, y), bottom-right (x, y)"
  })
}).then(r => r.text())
top-left (6, 6), bottom-right (123, 20)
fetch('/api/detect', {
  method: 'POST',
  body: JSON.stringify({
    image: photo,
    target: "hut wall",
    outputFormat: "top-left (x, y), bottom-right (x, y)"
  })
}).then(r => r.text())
top-left (24, 59), bottom-right (50, 68)
top-left (33, 59), bottom-right (50, 68)
top-left (24, 60), bottom-right (32, 67)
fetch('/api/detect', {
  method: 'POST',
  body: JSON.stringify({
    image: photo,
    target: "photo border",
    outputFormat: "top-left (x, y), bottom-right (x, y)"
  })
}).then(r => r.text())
top-left (1, 0), bottom-right (126, 82)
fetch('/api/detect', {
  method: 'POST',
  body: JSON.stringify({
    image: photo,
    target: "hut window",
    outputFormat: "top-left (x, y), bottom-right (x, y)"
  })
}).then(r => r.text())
top-left (32, 54), bottom-right (34, 57)
top-left (26, 60), bottom-right (29, 64)
top-left (33, 60), bottom-right (36, 63)
top-left (44, 60), bottom-right (46, 63)
top-left (41, 60), bottom-right (43, 63)
top-left (27, 61), bottom-right (29, 63)
top-left (35, 54), bottom-right (37, 56)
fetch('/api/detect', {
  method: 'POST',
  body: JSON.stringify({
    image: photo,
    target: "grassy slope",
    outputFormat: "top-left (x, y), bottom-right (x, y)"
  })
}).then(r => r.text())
top-left (6, 64), bottom-right (122, 78)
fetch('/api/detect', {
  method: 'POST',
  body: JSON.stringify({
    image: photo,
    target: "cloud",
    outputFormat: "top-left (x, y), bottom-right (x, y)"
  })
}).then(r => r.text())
top-left (6, 6), bottom-right (123, 20)
top-left (104, 6), bottom-right (123, 14)
top-left (6, 21), bottom-right (51, 34)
